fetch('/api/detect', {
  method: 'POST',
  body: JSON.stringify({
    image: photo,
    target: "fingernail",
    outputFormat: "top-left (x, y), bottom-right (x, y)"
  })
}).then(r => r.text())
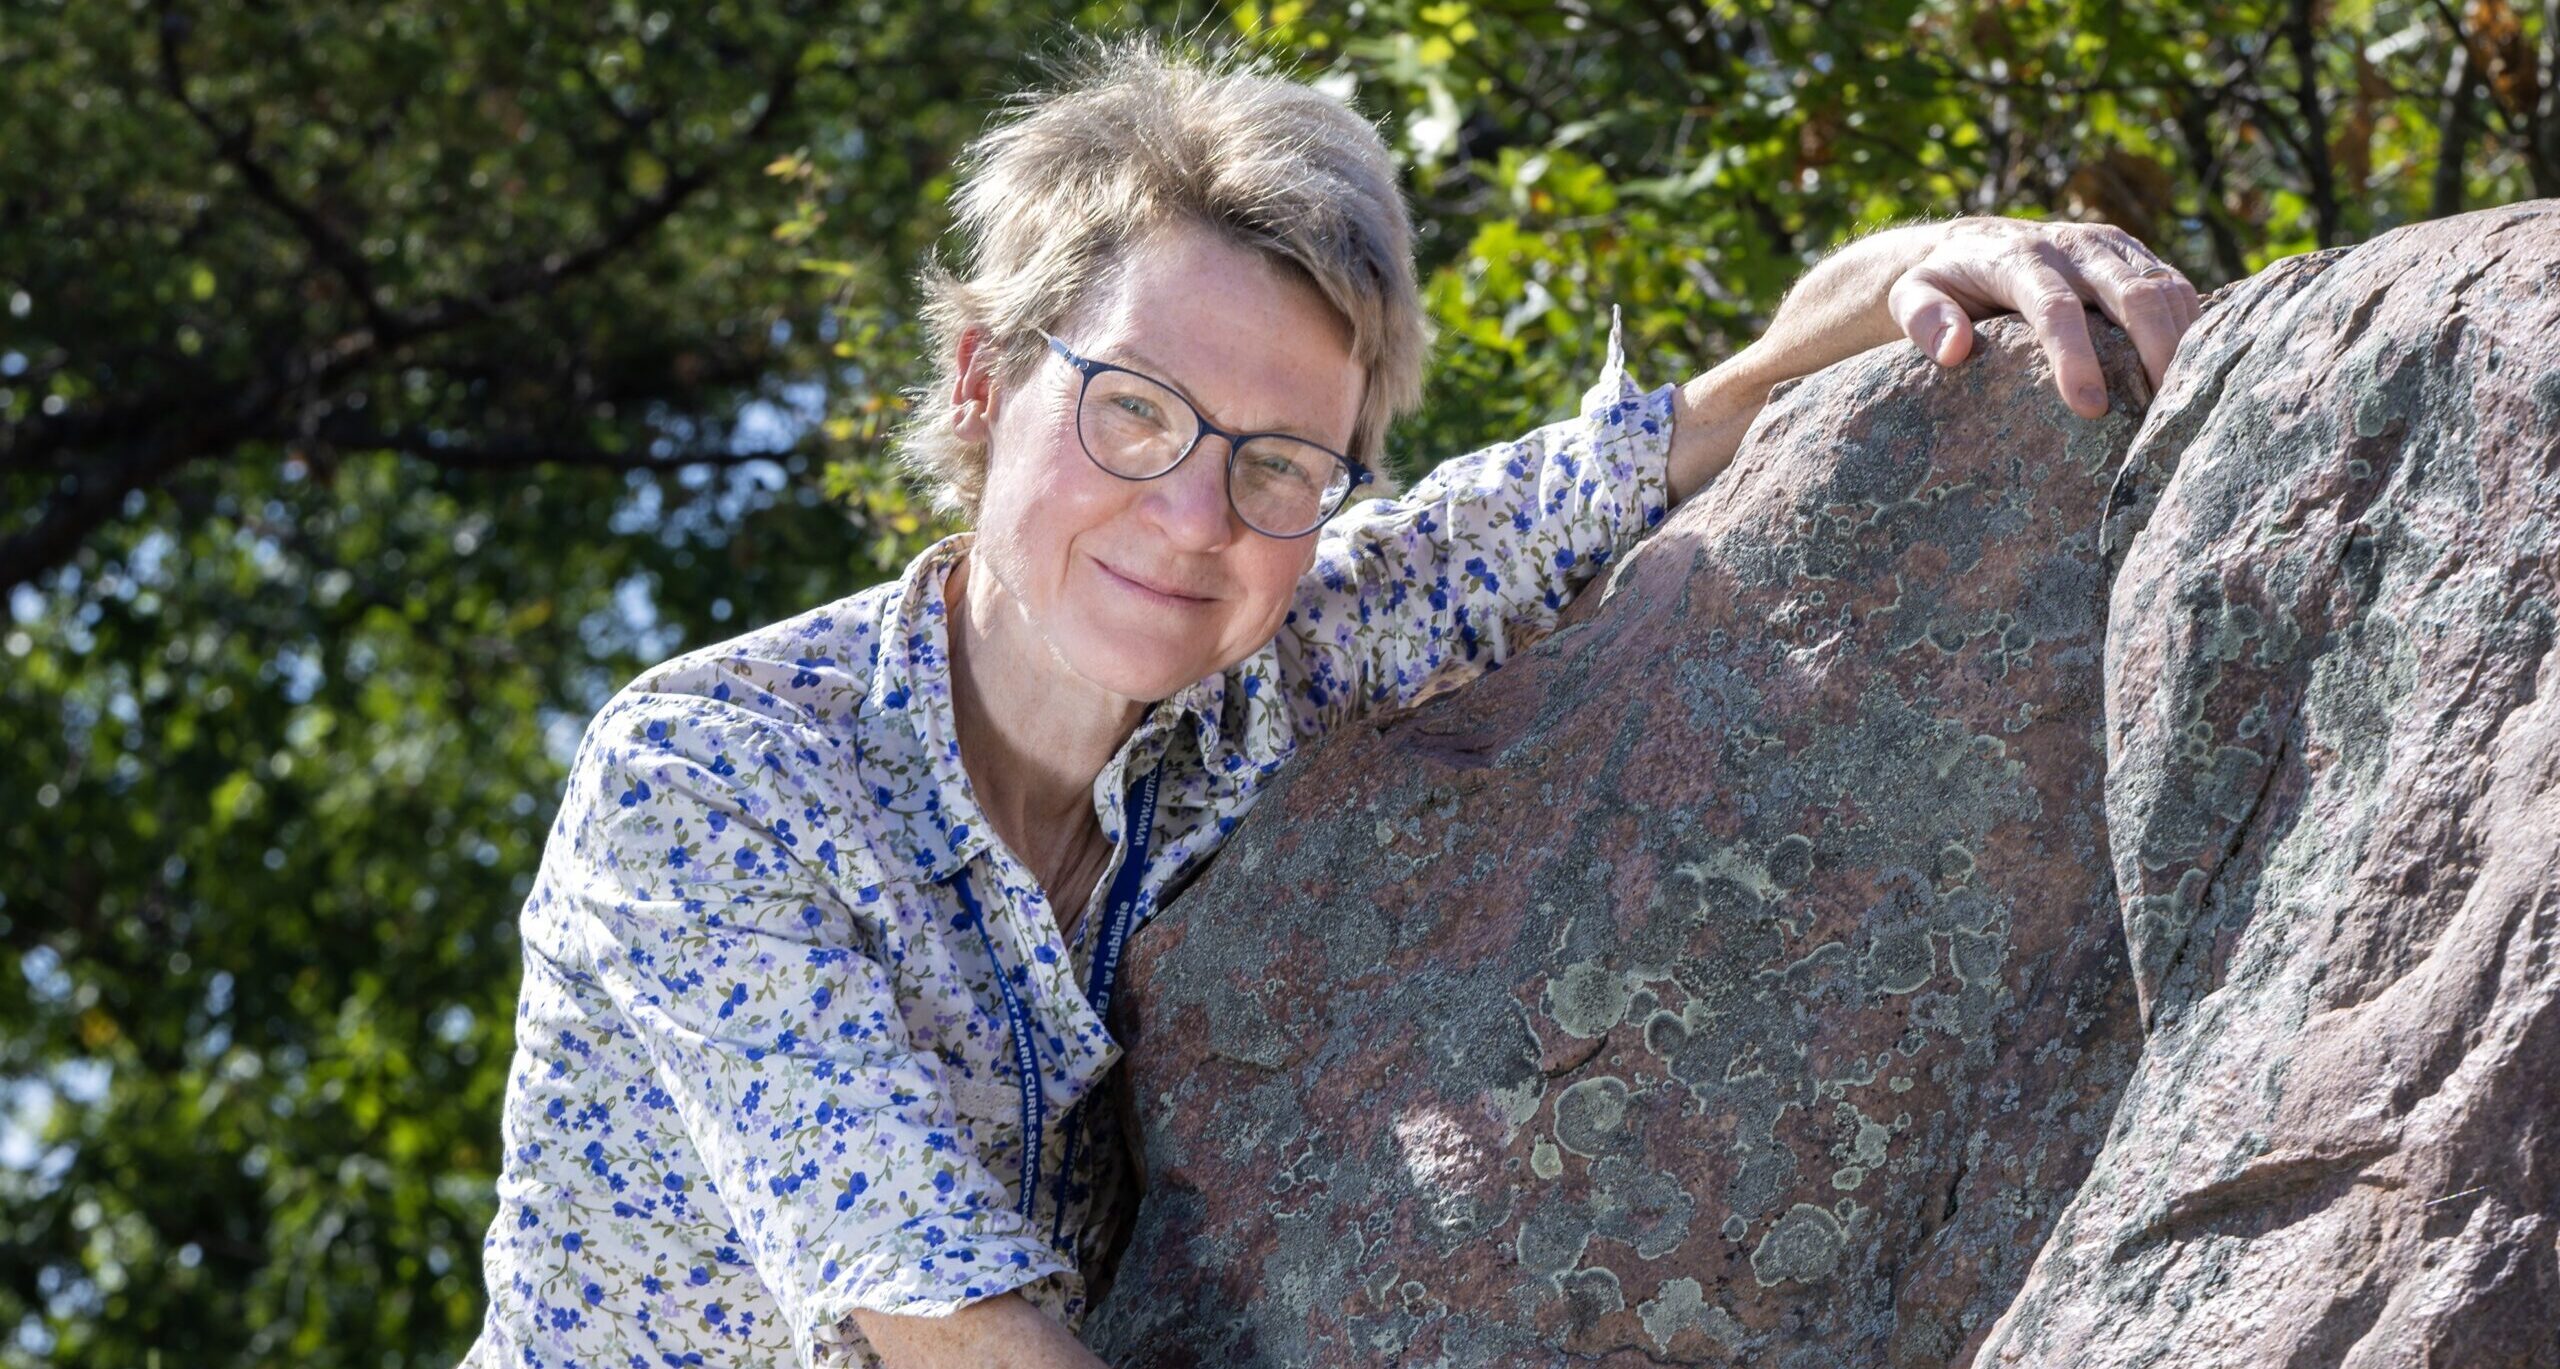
top-left (2077, 384), bottom-right (2108, 414)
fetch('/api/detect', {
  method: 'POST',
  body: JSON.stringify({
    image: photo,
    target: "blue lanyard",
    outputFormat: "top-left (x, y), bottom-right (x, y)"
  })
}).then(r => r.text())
top-left (950, 752), bottom-right (1167, 1244)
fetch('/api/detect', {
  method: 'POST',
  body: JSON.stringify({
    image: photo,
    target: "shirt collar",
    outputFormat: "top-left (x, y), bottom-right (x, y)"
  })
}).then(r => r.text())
top-left (860, 531), bottom-right (1242, 883)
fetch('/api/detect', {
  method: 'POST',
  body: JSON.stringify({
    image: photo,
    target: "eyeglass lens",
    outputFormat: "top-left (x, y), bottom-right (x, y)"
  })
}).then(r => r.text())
top-left (1077, 368), bottom-right (1351, 536)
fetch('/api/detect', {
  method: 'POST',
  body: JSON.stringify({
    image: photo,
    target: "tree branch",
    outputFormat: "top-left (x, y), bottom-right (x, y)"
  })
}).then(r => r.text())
top-left (2531, 0), bottom-right (2560, 196)
top-left (314, 421), bottom-right (815, 476)
top-left (2169, 81), bottom-right (2252, 283)
top-left (395, 55), bottom-right (804, 338)
top-left (8, 36), bottom-right (813, 591)
top-left (4, 436), bottom-right (213, 591)
top-left (153, 1), bottom-right (392, 335)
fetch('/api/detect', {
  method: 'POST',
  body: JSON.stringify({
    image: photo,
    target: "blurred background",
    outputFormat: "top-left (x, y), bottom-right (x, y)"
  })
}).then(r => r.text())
top-left (1, 1), bottom-right (2548, 1363)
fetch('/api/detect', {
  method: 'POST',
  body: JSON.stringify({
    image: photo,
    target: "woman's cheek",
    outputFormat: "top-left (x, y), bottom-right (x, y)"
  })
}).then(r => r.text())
top-left (1241, 546), bottom-right (1316, 646)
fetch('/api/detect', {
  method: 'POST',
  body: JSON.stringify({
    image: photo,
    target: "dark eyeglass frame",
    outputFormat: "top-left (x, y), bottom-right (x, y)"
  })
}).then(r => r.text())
top-left (1039, 330), bottom-right (1371, 539)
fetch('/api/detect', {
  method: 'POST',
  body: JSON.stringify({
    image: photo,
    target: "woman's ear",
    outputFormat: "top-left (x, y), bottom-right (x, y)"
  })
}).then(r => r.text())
top-left (950, 325), bottom-right (1000, 444)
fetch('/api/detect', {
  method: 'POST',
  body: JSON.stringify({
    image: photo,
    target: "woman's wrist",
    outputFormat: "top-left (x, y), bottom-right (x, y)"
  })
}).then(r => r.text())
top-left (1661, 219), bottom-right (1965, 504)
top-left (1662, 348), bottom-right (1781, 503)
top-left (1759, 219), bottom-right (1958, 378)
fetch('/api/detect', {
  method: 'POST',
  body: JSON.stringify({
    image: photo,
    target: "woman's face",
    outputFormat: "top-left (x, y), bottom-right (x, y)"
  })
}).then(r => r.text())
top-left (956, 220), bottom-right (1365, 705)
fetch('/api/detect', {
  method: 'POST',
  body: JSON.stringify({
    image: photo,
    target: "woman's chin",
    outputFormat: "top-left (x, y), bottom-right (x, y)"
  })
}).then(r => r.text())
top-left (1056, 638), bottom-right (1212, 707)
top-left (1052, 604), bottom-right (1220, 697)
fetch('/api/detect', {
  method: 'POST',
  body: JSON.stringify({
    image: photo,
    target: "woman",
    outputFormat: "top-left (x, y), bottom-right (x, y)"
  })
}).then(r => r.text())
top-left (462, 38), bottom-right (2197, 1369)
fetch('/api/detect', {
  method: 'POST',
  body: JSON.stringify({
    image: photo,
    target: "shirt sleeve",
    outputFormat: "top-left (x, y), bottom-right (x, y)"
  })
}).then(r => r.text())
top-left (553, 688), bottom-right (1071, 1362)
top-left (1277, 307), bottom-right (1679, 735)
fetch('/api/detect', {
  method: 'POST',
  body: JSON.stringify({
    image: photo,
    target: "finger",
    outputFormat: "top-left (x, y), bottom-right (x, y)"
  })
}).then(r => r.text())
top-left (2091, 226), bottom-right (2202, 332)
top-left (2007, 245), bottom-right (2110, 418)
top-left (2084, 240), bottom-right (2203, 390)
top-left (2099, 227), bottom-right (2201, 353)
top-left (2157, 266), bottom-right (2205, 376)
top-left (2148, 266), bottom-right (2203, 382)
top-left (2089, 259), bottom-right (2193, 392)
top-left (1887, 270), bottom-right (1975, 367)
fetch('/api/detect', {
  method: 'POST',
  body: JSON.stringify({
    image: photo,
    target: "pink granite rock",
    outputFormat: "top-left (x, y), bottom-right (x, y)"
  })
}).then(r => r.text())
top-left (1091, 202), bottom-right (2560, 1368)
top-left (1087, 313), bottom-right (2157, 1365)
top-left (1977, 201), bottom-right (2560, 1369)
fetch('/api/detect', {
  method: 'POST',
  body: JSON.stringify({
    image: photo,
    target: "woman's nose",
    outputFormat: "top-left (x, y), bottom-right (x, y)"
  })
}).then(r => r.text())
top-left (1139, 436), bottom-right (1239, 551)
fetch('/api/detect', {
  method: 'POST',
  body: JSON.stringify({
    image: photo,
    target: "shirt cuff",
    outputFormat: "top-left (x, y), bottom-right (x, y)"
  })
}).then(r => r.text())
top-left (1579, 303), bottom-right (1679, 540)
top-left (804, 1215), bottom-right (1079, 1360)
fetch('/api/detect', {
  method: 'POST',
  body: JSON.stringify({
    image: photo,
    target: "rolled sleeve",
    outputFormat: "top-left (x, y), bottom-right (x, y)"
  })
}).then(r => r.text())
top-left (1281, 306), bottom-right (1678, 733)
top-left (558, 690), bottom-right (1070, 1360)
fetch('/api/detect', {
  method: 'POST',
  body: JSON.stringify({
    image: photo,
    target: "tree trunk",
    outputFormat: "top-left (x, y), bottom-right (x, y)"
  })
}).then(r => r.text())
top-left (2434, 33), bottom-right (2481, 216)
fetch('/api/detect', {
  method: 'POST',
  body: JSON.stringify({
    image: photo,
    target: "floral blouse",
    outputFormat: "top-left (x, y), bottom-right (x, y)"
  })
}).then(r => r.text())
top-left (461, 318), bottom-right (1677, 1368)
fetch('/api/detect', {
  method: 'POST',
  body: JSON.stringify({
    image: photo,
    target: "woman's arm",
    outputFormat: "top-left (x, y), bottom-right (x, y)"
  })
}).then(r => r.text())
top-left (852, 1293), bottom-right (1109, 1368)
top-left (1276, 345), bottom-right (1676, 733)
top-left (1663, 217), bottom-right (2202, 502)
top-left (1275, 216), bottom-right (2198, 735)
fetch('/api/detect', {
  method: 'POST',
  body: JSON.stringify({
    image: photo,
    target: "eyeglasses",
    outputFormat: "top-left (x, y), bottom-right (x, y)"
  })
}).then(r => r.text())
top-left (1038, 331), bottom-right (1371, 539)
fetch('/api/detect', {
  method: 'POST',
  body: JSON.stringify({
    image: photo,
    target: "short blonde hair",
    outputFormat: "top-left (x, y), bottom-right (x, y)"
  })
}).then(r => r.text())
top-left (900, 36), bottom-right (1429, 523)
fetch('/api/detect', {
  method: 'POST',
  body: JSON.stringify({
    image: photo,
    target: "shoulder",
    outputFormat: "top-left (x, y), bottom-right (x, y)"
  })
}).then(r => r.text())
top-left (581, 590), bottom-right (879, 794)
top-left (562, 577), bottom-right (920, 890)
top-left (604, 533), bottom-right (969, 745)
top-left (615, 580), bottom-right (900, 735)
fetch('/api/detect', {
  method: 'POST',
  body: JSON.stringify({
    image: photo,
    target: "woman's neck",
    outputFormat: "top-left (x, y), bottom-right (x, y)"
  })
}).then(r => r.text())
top-left (944, 547), bottom-right (1148, 857)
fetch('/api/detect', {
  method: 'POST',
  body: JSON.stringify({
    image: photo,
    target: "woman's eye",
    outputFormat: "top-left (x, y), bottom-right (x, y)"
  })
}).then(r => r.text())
top-left (1110, 394), bottom-right (1162, 424)
top-left (1254, 453), bottom-right (1317, 487)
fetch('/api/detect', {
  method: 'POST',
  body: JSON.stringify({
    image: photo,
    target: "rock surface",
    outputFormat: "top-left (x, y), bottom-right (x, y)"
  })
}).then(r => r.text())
top-left (1087, 316), bottom-right (2159, 1365)
top-left (1977, 200), bottom-right (2560, 1367)
top-left (1089, 202), bottom-right (2560, 1367)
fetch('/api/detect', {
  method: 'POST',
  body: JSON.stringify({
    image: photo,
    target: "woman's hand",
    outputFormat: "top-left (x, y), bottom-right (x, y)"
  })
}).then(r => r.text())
top-left (1662, 215), bottom-right (2202, 503)
top-left (852, 1293), bottom-right (1110, 1369)
top-left (1885, 217), bottom-right (2201, 418)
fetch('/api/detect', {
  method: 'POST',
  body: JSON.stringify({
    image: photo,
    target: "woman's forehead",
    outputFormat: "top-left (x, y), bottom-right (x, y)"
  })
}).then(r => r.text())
top-left (1066, 224), bottom-right (1364, 442)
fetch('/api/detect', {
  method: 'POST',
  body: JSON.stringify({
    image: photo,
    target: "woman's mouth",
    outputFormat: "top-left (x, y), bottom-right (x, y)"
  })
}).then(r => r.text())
top-left (1095, 557), bottom-right (1213, 608)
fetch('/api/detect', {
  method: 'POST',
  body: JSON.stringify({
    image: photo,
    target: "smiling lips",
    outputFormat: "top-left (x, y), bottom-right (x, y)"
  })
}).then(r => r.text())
top-left (1096, 557), bottom-right (1215, 607)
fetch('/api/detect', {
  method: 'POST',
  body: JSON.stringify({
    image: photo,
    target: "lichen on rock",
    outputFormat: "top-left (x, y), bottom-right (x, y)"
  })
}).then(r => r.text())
top-left (1087, 200), bottom-right (2560, 1369)
top-left (1978, 198), bottom-right (2560, 1369)
top-left (1089, 300), bottom-right (2155, 1367)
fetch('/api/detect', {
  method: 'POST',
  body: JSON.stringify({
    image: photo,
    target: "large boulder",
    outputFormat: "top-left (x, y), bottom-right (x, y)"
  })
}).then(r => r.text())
top-left (1977, 201), bottom-right (2560, 1366)
top-left (1090, 202), bottom-right (2560, 1368)
top-left (1086, 313), bottom-right (2158, 1363)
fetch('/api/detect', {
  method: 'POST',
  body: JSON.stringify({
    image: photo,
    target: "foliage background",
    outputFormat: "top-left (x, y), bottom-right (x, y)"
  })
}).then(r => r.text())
top-left (1, 0), bottom-right (2548, 1363)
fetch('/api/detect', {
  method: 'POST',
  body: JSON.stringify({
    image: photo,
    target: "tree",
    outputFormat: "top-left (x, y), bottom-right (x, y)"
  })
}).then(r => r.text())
top-left (2, 3), bottom-right (1058, 1362)
top-left (1255, 0), bottom-right (2553, 464)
